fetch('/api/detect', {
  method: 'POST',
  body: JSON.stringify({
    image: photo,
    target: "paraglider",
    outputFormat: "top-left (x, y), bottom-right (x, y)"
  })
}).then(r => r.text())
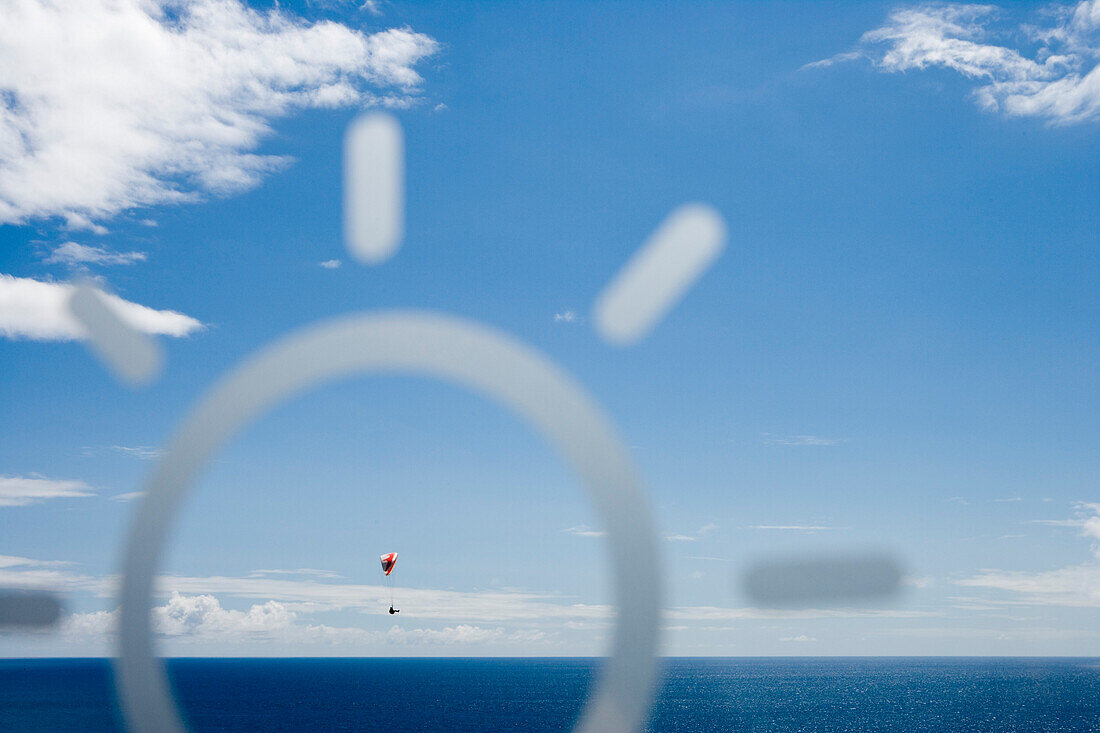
top-left (380, 552), bottom-right (399, 614)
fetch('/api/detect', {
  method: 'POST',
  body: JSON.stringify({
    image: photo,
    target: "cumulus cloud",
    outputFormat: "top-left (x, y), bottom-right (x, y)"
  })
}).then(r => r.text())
top-left (0, 475), bottom-right (95, 507)
top-left (63, 593), bottom-right (314, 641)
top-left (44, 242), bottom-right (147, 267)
top-left (4, 554), bottom-right (938, 655)
top-left (61, 592), bottom-right (548, 648)
top-left (385, 624), bottom-right (535, 646)
top-left (149, 574), bottom-right (618, 624)
top-left (56, 590), bottom-right (930, 649)
top-left (810, 1), bottom-right (1100, 124)
top-left (0, 0), bottom-right (440, 226)
top-left (0, 274), bottom-right (202, 341)
top-left (158, 593), bottom-right (297, 636)
top-left (144, 575), bottom-right (933, 624)
top-left (318, 259), bottom-right (342, 269)
top-left (0, 558), bottom-right (609, 623)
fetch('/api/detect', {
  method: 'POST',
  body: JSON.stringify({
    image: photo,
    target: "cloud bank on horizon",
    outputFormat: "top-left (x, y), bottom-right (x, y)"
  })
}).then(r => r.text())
top-left (0, 0), bottom-right (439, 229)
top-left (13, 501), bottom-right (1100, 652)
top-left (59, 591), bottom-right (548, 650)
top-left (811, 0), bottom-right (1100, 125)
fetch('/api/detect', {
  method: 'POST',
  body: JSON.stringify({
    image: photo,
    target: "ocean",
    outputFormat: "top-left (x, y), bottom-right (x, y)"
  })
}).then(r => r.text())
top-left (2, 657), bottom-right (1100, 731)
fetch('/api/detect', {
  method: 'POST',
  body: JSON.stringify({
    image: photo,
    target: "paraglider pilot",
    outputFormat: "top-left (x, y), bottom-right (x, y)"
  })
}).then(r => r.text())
top-left (381, 552), bottom-right (399, 615)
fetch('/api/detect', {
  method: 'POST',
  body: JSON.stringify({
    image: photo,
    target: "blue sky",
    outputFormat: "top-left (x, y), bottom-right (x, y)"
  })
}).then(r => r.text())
top-left (1, 0), bottom-right (1099, 656)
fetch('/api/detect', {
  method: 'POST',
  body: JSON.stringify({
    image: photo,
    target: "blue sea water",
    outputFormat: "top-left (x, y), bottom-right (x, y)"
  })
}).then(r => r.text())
top-left (2, 657), bottom-right (1100, 731)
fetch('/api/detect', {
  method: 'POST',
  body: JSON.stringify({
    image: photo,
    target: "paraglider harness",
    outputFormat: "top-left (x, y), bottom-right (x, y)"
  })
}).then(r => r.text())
top-left (388, 605), bottom-right (399, 614)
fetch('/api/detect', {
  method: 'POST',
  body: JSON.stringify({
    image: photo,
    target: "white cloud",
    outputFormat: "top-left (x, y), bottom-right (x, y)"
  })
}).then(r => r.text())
top-left (553, 310), bottom-right (580, 323)
top-left (0, 555), bottom-right (73, 569)
top-left (745, 524), bottom-right (833, 531)
top-left (157, 592), bottom-right (297, 636)
top-left (0, 558), bottom-right (609, 623)
top-left (318, 259), bottom-right (342, 269)
top-left (801, 51), bottom-right (863, 70)
top-left (902, 575), bottom-right (935, 589)
top-left (0, 475), bottom-right (95, 507)
top-left (779, 634), bottom-right (816, 642)
top-left (0, 274), bottom-right (202, 341)
top-left (61, 215), bottom-right (109, 235)
top-left (110, 445), bottom-right (165, 459)
top-left (0, 0), bottom-right (440, 226)
top-left (762, 433), bottom-right (845, 446)
top-left (956, 563), bottom-right (1100, 606)
top-left (0, 555), bottom-right (99, 593)
top-left (1025, 503), bottom-right (1100, 545)
top-left (385, 624), bottom-right (527, 646)
top-left (3, 555), bottom-right (941, 655)
top-left (813, 1), bottom-right (1100, 125)
top-left (993, 496), bottom-right (1024, 502)
top-left (957, 502), bottom-right (1100, 606)
top-left (152, 574), bottom-right (618, 624)
top-left (867, 624), bottom-right (1100, 643)
top-left (110, 491), bottom-right (146, 502)
top-left (54, 590), bottom-right (934, 647)
top-left (249, 568), bottom-right (347, 580)
top-left (663, 523), bottom-right (718, 542)
top-left (61, 593), bottom-right (326, 642)
top-left (44, 242), bottom-right (147, 267)
top-left (60, 592), bottom-right (549, 648)
top-left (561, 525), bottom-right (606, 538)
top-left (81, 445), bottom-right (166, 460)
top-left (666, 605), bottom-right (938, 621)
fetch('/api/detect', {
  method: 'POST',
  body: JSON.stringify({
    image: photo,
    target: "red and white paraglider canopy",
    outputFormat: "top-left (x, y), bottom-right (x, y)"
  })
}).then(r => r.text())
top-left (380, 552), bottom-right (398, 576)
